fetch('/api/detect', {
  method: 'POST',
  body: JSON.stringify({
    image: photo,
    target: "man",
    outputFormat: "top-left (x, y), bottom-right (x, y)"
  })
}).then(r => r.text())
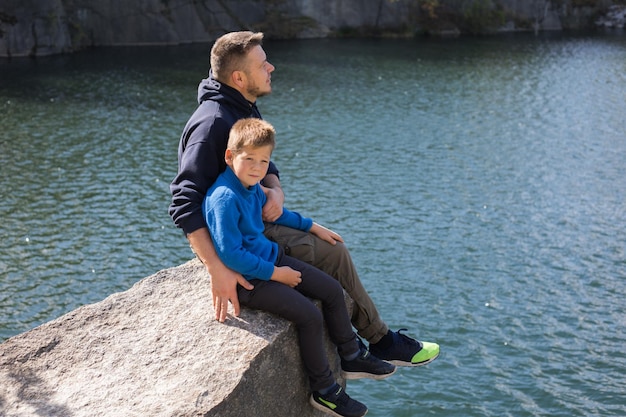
top-left (169, 31), bottom-right (439, 367)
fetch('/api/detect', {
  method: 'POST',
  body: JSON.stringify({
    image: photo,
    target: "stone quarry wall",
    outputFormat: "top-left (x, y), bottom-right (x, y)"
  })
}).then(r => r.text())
top-left (0, 0), bottom-right (412, 57)
top-left (1, 0), bottom-right (624, 57)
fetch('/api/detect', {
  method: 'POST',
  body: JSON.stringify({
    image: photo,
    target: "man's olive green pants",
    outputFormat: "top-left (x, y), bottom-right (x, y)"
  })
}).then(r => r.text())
top-left (264, 223), bottom-right (389, 344)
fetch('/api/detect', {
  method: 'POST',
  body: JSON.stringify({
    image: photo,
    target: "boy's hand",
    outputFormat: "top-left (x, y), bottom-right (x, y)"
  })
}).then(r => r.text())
top-left (271, 266), bottom-right (302, 288)
top-left (309, 222), bottom-right (344, 246)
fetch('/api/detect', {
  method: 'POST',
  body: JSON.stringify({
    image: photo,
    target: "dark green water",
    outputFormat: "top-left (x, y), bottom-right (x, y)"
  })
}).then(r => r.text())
top-left (1, 33), bottom-right (625, 416)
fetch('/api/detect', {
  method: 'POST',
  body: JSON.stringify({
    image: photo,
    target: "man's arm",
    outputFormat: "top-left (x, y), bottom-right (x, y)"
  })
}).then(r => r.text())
top-left (261, 173), bottom-right (284, 222)
top-left (187, 227), bottom-right (253, 322)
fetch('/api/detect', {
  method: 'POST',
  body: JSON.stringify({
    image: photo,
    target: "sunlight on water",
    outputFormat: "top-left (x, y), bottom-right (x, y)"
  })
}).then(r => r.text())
top-left (1, 34), bottom-right (625, 416)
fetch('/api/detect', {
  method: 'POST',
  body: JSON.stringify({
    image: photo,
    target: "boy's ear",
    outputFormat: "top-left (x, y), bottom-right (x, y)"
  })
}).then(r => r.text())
top-left (225, 149), bottom-right (233, 165)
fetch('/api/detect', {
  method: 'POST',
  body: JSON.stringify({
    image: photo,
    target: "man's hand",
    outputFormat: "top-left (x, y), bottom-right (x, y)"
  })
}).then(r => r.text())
top-left (261, 174), bottom-right (284, 222)
top-left (271, 266), bottom-right (302, 288)
top-left (309, 222), bottom-right (344, 246)
top-left (209, 261), bottom-right (253, 322)
top-left (187, 227), bottom-right (253, 322)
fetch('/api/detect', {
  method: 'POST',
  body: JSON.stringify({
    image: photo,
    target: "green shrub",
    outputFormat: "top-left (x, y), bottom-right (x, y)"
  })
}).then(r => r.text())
top-left (462, 0), bottom-right (505, 34)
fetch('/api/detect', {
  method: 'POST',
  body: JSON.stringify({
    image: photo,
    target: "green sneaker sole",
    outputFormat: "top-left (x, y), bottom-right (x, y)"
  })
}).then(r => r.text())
top-left (309, 395), bottom-right (368, 417)
top-left (388, 342), bottom-right (440, 367)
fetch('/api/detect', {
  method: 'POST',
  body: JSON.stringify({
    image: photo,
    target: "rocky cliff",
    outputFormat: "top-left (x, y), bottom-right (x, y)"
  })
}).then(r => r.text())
top-left (0, 259), bottom-right (348, 417)
top-left (0, 0), bottom-right (412, 57)
top-left (1, 0), bottom-right (624, 57)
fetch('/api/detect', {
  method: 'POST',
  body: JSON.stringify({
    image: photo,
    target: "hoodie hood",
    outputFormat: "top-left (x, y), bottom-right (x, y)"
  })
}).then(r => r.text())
top-left (197, 72), bottom-right (222, 104)
top-left (196, 71), bottom-right (259, 116)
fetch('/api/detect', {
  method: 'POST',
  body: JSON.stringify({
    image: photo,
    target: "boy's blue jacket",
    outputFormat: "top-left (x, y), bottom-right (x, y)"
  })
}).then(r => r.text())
top-left (169, 75), bottom-right (279, 236)
top-left (203, 167), bottom-right (313, 281)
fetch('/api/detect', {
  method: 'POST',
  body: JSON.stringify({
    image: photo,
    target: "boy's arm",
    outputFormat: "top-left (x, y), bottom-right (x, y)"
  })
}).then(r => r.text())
top-left (206, 191), bottom-right (303, 288)
top-left (206, 193), bottom-right (276, 281)
top-left (274, 207), bottom-right (344, 246)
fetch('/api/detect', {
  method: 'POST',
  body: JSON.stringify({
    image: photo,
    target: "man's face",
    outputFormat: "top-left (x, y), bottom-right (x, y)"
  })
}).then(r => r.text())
top-left (242, 45), bottom-right (275, 101)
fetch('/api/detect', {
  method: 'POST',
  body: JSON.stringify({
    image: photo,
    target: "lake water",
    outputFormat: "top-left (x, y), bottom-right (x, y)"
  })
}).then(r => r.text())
top-left (1, 32), bottom-right (625, 416)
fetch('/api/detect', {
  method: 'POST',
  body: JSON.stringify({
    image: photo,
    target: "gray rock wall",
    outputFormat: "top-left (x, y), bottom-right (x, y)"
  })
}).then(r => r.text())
top-left (0, 259), bottom-right (346, 417)
top-left (1, 0), bottom-right (621, 58)
top-left (1, 0), bottom-right (72, 56)
top-left (0, 0), bottom-right (413, 57)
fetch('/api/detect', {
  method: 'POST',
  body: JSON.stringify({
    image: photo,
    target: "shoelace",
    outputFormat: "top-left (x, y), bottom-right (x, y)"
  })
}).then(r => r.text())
top-left (396, 328), bottom-right (423, 350)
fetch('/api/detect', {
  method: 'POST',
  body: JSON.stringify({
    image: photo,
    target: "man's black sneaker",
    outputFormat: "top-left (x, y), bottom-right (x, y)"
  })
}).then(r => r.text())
top-left (341, 346), bottom-right (397, 380)
top-left (310, 384), bottom-right (368, 417)
top-left (369, 328), bottom-right (440, 367)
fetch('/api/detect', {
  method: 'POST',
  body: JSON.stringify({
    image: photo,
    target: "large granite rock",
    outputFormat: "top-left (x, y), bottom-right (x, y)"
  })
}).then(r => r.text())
top-left (0, 259), bottom-right (348, 417)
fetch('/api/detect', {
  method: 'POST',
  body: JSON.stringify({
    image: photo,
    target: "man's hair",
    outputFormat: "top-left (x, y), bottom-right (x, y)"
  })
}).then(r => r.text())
top-left (228, 118), bottom-right (275, 154)
top-left (210, 31), bottom-right (264, 82)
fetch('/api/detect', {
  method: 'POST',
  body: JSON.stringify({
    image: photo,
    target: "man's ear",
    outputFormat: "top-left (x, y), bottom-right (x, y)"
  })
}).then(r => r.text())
top-left (231, 70), bottom-right (246, 89)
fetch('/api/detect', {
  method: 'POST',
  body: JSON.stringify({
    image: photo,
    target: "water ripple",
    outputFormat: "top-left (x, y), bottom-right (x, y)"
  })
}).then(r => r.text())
top-left (2, 35), bottom-right (626, 416)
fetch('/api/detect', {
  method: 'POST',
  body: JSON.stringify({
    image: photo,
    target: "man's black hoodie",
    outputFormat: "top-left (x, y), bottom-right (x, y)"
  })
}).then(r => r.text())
top-left (169, 75), bottom-right (279, 236)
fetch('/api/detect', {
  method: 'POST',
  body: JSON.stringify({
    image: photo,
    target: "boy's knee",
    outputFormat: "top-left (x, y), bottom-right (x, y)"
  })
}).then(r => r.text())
top-left (299, 304), bottom-right (324, 328)
top-left (321, 278), bottom-right (346, 306)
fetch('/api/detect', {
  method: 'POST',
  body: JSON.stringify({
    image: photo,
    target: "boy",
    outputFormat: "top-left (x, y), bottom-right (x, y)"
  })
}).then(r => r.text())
top-left (203, 118), bottom-right (396, 417)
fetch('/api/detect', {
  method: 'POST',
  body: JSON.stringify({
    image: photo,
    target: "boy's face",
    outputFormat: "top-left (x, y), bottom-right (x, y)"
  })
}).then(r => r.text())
top-left (226, 145), bottom-right (272, 188)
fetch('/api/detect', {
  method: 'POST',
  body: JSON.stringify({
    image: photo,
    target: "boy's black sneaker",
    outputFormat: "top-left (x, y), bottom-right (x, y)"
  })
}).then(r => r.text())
top-left (341, 346), bottom-right (397, 380)
top-left (310, 384), bottom-right (368, 417)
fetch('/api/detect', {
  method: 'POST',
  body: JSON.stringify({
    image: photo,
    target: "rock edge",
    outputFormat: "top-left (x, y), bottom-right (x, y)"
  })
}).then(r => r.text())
top-left (0, 259), bottom-right (346, 417)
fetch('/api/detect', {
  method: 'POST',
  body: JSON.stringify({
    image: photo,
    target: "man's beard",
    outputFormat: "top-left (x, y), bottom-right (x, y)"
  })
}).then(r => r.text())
top-left (247, 84), bottom-right (271, 99)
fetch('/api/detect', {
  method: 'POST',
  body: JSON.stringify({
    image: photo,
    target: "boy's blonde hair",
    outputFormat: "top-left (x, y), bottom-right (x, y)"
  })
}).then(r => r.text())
top-left (227, 118), bottom-right (276, 154)
top-left (210, 31), bottom-right (264, 83)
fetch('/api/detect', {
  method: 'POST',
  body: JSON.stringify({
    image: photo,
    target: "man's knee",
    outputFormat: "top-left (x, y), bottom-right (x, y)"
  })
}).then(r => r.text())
top-left (265, 224), bottom-right (316, 264)
top-left (285, 241), bottom-right (315, 264)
